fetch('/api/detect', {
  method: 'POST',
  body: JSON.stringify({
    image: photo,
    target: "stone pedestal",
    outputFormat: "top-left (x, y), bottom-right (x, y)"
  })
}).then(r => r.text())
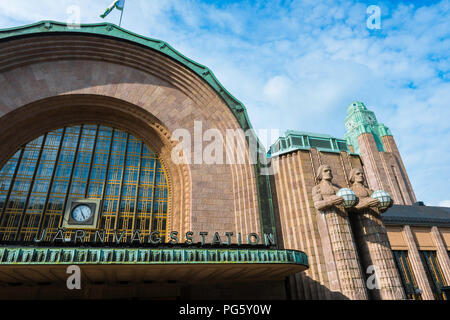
top-left (317, 206), bottom-right (368, 300)
top-left (350, 208), bottom-right (406, 300)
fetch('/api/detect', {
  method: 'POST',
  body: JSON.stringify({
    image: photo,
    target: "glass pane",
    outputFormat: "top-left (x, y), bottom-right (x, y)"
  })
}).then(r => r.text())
top-left (420, 251), bottom-right (448, 300)
top-left (393, 250), bottom-right (421, 300)
top-left (309, 138), bottom-right (332, 149)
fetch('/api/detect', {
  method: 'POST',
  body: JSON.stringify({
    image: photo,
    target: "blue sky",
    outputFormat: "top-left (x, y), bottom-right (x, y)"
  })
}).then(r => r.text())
top-left (0, 0), bottom-right (449, 207)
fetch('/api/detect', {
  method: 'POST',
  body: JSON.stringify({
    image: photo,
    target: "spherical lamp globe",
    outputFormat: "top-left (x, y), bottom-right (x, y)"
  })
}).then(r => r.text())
top-left (371, 190), bottom-right (391, 210)
top-left (336, 188), bottom-right (358, 208)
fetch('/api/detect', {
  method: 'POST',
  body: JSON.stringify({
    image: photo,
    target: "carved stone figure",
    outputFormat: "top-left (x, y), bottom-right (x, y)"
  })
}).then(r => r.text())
top-left (311, 164), bottom-right (369, 300)
top-left (347, 168), bottom-right (405, 300)
top-left (312, 164), bottom-right (344, 210)
top-left (349, 168), bottom-right (393, 213)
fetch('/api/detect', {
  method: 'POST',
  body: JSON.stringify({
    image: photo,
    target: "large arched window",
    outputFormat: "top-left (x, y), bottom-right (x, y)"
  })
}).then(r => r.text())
top-left (0, 125), bottom-right (169, 243)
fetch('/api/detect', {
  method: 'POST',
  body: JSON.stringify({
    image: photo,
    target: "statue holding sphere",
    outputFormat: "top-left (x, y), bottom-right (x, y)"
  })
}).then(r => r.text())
top-left (346, 167), bottom-right (404, 299)
top-left (312, 165), bottom-right (358, 210)
top-left (348, 168), bottom-right (393, 213)
top-left (311, 164), bottom-right (369, 299)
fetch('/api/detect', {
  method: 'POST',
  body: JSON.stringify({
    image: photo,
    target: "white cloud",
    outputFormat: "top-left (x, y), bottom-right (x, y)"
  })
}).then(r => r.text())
top-left (0, 0), bottom-right (449, 206)
top-left (263, 76), bottom-right (293, 101)
top-left (438, 200), bottom-right (450, 208)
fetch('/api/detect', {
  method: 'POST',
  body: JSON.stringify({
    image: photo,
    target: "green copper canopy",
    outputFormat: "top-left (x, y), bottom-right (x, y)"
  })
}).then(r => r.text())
top-left (0, 246), bottom-right (308, 268)
top-left (344, 101), bottom-right (392, 154)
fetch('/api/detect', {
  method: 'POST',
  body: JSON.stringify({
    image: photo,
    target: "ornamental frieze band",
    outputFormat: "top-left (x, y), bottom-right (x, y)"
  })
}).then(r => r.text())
top-left (0, 246), bottom-right (308, 266)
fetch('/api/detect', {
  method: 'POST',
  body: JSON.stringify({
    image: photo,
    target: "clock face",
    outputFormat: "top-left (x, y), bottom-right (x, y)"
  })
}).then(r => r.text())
top-left (72, 204), bottom-right (93, 222)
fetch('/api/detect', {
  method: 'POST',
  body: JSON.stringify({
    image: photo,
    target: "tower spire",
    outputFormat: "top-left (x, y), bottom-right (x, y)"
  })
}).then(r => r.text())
top-left (344, 101), bottom-right (391, 154)
top-left (343, 101), bottom-right (416, 205)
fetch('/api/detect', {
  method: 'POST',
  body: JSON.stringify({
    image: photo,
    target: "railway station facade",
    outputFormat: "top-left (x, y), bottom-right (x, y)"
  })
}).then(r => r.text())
top-left (0, 21), bottom-right (448, 300)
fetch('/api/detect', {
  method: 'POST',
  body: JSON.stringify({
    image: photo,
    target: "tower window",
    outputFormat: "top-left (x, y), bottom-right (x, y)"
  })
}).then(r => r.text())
top-left (393, 250), bottom-right (421, 300)
top-left (419, 251), bottom-right (448, 300)
top-left (309, 138), bottom-right (332, 150)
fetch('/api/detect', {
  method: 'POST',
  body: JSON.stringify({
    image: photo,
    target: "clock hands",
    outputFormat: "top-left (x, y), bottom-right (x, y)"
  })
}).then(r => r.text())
top-left (83, 208), bottom-right (89, 219)
top-left (80, 208), bottom-right (86, 220)
top-left (74, 206), bottom-right (90, 221)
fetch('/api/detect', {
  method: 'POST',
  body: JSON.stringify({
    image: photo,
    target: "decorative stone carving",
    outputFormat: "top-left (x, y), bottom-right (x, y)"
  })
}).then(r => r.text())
top-left (349, 168), bottom-right (393, 213)
top-left (348, 167), bottom-right (406, 300)
top-left (0, 247), bottom-right (307, 267)
top-left (312, 164), bottom-right (368, 300)
top-left (312, 165), bottom-right (345, 211)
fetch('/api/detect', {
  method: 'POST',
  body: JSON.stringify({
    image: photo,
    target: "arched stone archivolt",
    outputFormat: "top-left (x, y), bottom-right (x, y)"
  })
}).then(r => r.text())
top-left (0, 94), bottom-right (191, 238)
top-left (0, 34), bottom-right (261, 239)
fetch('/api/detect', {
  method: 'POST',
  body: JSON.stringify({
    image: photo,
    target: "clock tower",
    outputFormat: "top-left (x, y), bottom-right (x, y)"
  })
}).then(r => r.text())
top-left (344, 101), bottom-right (391, 154)
top-left (344, 101), bottom-right (417, 205)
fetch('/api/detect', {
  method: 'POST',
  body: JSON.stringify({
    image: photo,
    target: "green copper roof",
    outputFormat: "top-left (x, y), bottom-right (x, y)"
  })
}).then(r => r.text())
top-left (347, 101), bottom-right (368, 114)
top-left (344, 101), bottom-right (392, 154)
top-left (0, 246), bottom-right (309, 267)
top-left (0, 20), bottom-right (277, 243)
top-left (269, 130), bottom-right (350, 157)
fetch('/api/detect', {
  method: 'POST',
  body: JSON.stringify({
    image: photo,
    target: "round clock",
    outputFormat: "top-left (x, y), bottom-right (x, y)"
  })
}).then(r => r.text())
top-left (72, 204), bottom-right (93, 222)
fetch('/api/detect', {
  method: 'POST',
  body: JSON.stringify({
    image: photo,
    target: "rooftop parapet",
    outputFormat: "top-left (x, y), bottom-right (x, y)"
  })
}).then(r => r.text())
top-left (268, 130), bottom-right (351, 158)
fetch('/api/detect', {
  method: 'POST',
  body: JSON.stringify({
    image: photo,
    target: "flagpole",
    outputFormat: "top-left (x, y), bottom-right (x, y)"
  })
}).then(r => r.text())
top-left (119, 0), bottom-right (125, 27)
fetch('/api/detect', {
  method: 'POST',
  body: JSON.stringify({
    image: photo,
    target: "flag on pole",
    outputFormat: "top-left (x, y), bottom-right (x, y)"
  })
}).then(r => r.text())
top-left (100, 0), bottom-right (125, 18)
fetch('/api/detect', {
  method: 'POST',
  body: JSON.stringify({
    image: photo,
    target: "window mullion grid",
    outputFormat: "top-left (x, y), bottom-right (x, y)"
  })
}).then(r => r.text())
top-left (81, 125), bottom-right (100, 243)
top-left (14, 133), bottom-right (48, 241)
top-left (0, 126), bottom-right (170, 244)
top-left (113, 133), bottom-right (130, 239)
top-left (425, 252), bottom-right (439, 295)
top-left (429, 252), bottom-right (446, 298)
top-left (35, 127), bottom-right (67, 239)
top-left (403, 251), bottom-right (418, 298)
top-left (150, 158), bottom-right (157, 234)
top-left (421, 251), bottom-right (440, 299)
top-left (60, 125), bottom-right (84, 233)
top-left (394, 251), bottom-right (409, 296)
top-left (100, 128), bottom-right (115, 241)
top-left (430, 252), bottom-right (445, 283)
top-left (398, 252), bottom-right (410, 283)
top-left (0, 148), bottom-right (24, 232)
top-left (84, 125), bottom-right (100, 199)
top-left (131, 142), bottom-right (143, 236)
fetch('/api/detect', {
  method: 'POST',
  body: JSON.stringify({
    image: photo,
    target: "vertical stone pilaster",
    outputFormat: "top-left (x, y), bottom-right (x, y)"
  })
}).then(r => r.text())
top-left (381, 136), bottom-right (416, 204)
top-left (403, 225), bottom-right (434, 300)
top-left (431, 227), bottom-right (450, 284)
top-left (318, 207), bottom-right (368, 300)
top-left (357, 133), bottom-right (385, 192)
top-left (350, 210), bottom-right (406, 300)
top-left (273, 151), bottom-right (331, 300)
top-left (316, 209), bottom-right (341, 293)
top-left (378, 152), bottom-right (407, 205)
top-left (305, 152), bottom-right (334, 299)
